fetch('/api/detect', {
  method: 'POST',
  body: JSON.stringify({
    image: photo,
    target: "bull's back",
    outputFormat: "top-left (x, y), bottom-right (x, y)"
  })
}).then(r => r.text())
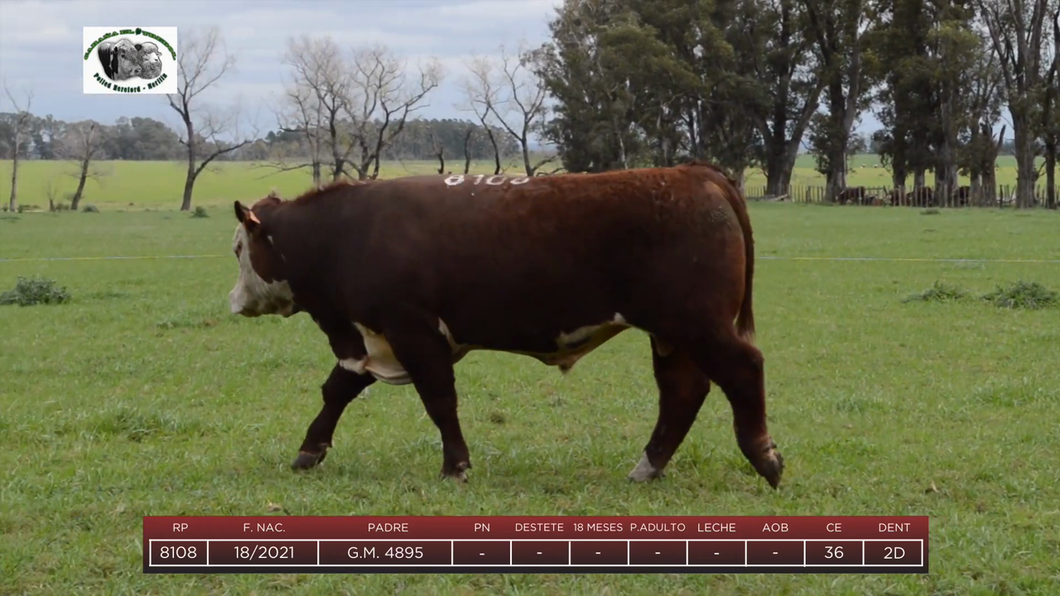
top-left (343, 167), bottom-right (746, 338)
top-left (364, 166), bottom-right (739, 241)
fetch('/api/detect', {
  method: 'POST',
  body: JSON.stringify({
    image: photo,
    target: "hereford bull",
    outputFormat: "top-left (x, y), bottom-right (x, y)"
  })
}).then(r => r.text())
top-left (227, 162), bottom-right (784, 489)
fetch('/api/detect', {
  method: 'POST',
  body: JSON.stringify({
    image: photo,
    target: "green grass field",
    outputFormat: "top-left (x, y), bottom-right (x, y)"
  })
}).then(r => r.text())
top-left (2, 185), bottom-right (1060, 594)
top-left (0, 154), bottom-right (1043, 212)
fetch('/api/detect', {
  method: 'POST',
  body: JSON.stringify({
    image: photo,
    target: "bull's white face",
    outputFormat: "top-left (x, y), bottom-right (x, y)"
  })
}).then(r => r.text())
top-left (228, 224), bottom-right (296, 317)
top-left (139, 48), bottom-right (162, 78)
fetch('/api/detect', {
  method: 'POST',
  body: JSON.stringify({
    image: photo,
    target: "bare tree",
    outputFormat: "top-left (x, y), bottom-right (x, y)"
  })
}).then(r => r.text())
top-left (55, 120), bottom-right (108, 210)
top-left (488, 44), bottom-right (555, 176)
top-left (280, 38), bottom-right (441, 182)
top-left (267, 78), bottom-right (327, 186)
top-left (279, 34), bottom-right (349, 183)
top-left (2, 82), bottom-right (33, 212)
top-left (343, 45), bottom-right (443, 180)
top-left (976, 0), bottom-right (1055, 208)
top-left (167, 27), bottom-right (253, 211)
top-left (462, 124), bottom-right (477, 175)
top-left (460, 57), bottom-right (504, 175)
top-left (427, 124), bottom-right (445, 174)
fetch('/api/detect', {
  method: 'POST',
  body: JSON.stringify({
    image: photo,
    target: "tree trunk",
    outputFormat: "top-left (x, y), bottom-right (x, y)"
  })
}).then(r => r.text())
top-left (970, 175), bottom-right (983, 207)
top-left (1045, 148), bottom-right (1057, 209)
top-left (764, 141), bottom-right (798, 197)
top-left (181, 162), bottom-right (196, 212)
top-left (935, 142), bottom-right (957, 209)
top-left (733, 168), bottom-right (746, 193)
top-left (891, 168), bottom-right (908, 189)
top-left (1013, 123), bottom-right (1036, 208)
top-left (483, 127), bottom-right (502, 175)
top-left (827, 147), bottom-right (847, 202)
top-left (71, 157), bottom-right (90, 211)
top-left (982, 163), bottom-right (998, 206)
top-left (913, 169), bottom-right (926, 191)
top-left (181, 117), bottom-right (196, 211)
top-left (463, 128), bottom-right (474, 175)
top-left (8, 148), bottom-right (18, 212)
top-left (980, 124), bottom-right (1005, 206)
top-left (311, 161), bottom-right (322, 186)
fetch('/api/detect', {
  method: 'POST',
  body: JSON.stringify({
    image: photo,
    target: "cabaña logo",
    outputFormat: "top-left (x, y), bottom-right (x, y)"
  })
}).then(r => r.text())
top-left (83, 27), bottom-right (178, 94)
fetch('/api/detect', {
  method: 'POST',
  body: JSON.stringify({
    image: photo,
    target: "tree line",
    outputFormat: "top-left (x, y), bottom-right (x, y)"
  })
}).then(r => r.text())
top-left (0, 112), bottom-right (519, 169)
top-left (4, 1), bottom-right (1059, 211)
top-left (529, 0), bottom-right (1060, 208)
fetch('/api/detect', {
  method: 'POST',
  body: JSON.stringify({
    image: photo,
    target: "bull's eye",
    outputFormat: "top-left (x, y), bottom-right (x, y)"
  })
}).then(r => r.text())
top-left (235, 242), bottom-right (243, 258)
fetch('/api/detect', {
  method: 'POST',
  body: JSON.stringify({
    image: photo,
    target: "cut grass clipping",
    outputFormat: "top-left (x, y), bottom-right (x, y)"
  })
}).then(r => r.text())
top-left (981, 280), bottom-right (1059, 310)
top-left (904, 279), bottom-right (1058, 310)
top-left (0, 276), bottom-right (71, 306)
top-left (902, 280), bottom-right (969, 303)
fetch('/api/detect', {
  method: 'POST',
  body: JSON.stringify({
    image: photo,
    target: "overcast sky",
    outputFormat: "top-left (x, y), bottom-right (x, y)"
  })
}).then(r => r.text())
top-left (0, 0), bottom-right (894, 143)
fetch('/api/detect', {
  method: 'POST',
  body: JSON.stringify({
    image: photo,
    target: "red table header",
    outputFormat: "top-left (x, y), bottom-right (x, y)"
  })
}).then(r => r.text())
top-left (144, 516), bottom-right (928, 541)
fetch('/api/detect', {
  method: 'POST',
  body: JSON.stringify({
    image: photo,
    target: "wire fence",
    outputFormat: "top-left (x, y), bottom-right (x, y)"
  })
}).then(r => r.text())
top-left (744, 184), bottom-right (1060, 209)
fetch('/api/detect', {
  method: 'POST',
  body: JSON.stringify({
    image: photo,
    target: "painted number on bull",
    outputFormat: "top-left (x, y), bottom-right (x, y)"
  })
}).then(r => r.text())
top-left (444, 174), bottom-right (530, 186)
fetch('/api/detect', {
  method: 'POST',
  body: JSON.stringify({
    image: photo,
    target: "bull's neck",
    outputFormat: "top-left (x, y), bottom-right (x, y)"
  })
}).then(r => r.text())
top-left (269, 201), bottom-right (344, 287)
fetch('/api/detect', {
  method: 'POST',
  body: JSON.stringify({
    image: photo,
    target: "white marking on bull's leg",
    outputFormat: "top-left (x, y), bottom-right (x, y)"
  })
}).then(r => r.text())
top-left (339, 358), bottom-right (367, 374)
top-left (628, 452), bottom-right (664, 482)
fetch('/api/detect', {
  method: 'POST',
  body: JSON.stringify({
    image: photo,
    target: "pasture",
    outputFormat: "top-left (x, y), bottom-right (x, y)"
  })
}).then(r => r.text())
top-left (2, 178), bottom-right (1060, 595)
top-left (0, 154), bottom-right (1042, 212)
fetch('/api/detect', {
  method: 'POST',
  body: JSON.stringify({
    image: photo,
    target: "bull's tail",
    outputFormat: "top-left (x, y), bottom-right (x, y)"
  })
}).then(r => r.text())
top-left (731, 188), bottom-right (756, 343)
top-left (686, 161), bottom-right (755, 343)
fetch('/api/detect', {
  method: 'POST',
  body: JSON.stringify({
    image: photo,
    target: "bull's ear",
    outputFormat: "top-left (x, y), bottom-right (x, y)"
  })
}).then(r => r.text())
top-left (234, 201), bottom-right (260, 231)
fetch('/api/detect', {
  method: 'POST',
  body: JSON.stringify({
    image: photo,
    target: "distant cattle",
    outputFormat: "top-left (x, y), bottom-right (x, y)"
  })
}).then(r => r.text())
top-left (888, 188), bottom-right (904, 206)
top-left (952, 186), bottom-right (971, 207)
top-left (227, 162), bottom-right (785, 489)
top-left (835, 186), bottom-right (866, 205)
top-left (906, 187), bottom-right (936, 207)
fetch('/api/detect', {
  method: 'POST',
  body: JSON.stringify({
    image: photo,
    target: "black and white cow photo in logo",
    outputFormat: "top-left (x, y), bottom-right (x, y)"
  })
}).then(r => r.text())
top-left (97, 38), bottom-right (163, 81)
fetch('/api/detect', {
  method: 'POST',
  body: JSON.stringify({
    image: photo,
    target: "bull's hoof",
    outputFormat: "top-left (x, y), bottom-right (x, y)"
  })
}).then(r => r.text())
top-left (627, 453), bottom-right (665, 482)
top-left (754, 442), bottom-right (785, 489)
top-left (291, 449), bottom-right (327, 470)
top-left (440, 461), bottom-right (471, 483)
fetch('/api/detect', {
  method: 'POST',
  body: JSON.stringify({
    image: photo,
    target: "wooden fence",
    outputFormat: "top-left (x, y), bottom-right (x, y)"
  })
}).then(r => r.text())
top-left (743, 184), bottom-right (1060, 208)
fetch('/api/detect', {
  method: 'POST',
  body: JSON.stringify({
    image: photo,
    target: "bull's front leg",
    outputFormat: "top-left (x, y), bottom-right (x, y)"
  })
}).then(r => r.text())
top-left (381, 311), bottom-right (472, 482)
top-left (292, 363), bottom-right (376, 470)
top-left (292, 311), bottom-right (373, 470)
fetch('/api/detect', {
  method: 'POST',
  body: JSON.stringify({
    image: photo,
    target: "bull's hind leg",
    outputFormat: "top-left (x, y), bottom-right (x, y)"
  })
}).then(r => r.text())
top-left (382, 312), bottom-right (472, 482)
top-left (628, 338), bottom-right (712, 481)
top-left (685, 330), bottom-right (784, 488)
top-left (292, 363), bottom-right (375, 470)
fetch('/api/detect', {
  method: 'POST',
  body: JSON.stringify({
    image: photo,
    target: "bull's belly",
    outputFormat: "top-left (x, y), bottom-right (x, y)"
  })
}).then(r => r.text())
top-left (338, 315), bottom-right (632, 385)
